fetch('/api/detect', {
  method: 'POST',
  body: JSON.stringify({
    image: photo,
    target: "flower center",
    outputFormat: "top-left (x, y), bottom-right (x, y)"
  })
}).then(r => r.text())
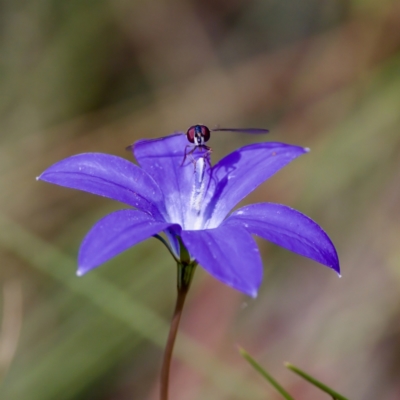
top-left (186, 157), bottom-right (209, 230)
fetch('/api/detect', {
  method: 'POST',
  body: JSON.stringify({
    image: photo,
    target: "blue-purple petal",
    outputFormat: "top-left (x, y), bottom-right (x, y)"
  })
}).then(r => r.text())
top-left (38, 153), bottom-right (164, 218)
top-left (203, 143), bottom-right (308, 226)
top-left (78, 209), bottom-right (177, 275)
top-left (181, 225), bottom-right (263, 297)
top-left (226, 203), bottom-right (340, 274)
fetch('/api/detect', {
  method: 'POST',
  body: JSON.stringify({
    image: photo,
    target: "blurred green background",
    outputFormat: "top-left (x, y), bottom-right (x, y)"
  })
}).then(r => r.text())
top-left (1, 0), bottom-right (400, 399)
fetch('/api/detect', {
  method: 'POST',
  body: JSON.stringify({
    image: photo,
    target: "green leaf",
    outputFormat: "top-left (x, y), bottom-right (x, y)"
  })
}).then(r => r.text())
top-left (239, 347), bottom-right (295, 400)
top-left (285, 363), bottom-right (349, 400)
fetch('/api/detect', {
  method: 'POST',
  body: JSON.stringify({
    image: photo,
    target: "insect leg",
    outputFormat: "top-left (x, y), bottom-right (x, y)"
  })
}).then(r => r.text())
top-left (181, 145), bottom-right (196, 166)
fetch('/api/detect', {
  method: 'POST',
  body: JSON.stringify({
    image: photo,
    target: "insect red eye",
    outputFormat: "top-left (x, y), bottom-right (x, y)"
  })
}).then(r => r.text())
top-left (186, 126), bottom-right (197, 143)
top-left (186, 125), bottom-right (211, 144)
top-left (199, 125), bottom-right (211, 142)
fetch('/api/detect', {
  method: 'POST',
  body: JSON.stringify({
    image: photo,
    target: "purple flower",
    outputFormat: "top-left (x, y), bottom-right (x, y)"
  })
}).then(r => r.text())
top-left (38, 133), bottom-right (339, 297)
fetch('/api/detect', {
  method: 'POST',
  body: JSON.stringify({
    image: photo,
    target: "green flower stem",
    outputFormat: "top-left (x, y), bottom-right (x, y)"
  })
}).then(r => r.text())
top-left (160, 261), bottom-right (196, 400)
top-left (239, 347), bottom-right (295, 400)
top-left (285, 363), bottom-right (349, 400)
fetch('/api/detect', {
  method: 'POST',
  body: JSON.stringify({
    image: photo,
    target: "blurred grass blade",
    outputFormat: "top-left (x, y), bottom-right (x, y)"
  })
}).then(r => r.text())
top-left (239, 347), bottom-right (295, 400)
top-left (0, 280), bottom-right (23, 384)
top-left (285, 363), bottom-right (349, 400)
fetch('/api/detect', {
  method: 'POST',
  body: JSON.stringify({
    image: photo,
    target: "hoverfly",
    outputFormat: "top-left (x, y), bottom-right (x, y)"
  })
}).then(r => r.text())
top-left (182, 124), bottom-right (269, 165)
top-left (125, 124), bottom-right (270, 167)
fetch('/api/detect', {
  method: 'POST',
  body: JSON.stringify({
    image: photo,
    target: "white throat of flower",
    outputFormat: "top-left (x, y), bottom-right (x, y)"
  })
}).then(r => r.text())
top-left (187, 157), bottom-right (207, 230)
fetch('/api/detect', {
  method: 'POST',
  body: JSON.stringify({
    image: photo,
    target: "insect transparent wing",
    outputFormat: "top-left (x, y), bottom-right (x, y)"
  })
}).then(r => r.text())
top-left (211, 128), bottom-right (269, 134)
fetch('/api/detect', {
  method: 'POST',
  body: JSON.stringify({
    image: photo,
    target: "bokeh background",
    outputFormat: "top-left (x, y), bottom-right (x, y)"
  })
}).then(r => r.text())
top-left (1, 0), bottom-right (400, 399)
